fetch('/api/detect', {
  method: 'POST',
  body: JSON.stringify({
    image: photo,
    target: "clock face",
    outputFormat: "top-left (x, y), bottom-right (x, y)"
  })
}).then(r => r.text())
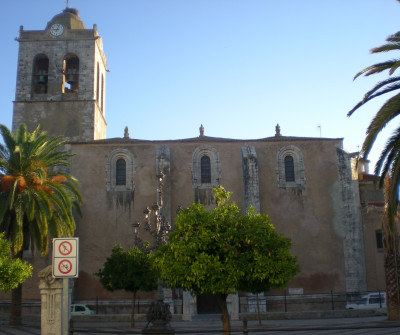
top-left (50, 24), bottom-right (64, 36)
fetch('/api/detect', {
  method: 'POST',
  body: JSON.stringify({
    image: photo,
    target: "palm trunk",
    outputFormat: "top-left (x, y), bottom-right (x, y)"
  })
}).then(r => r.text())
top-left (216, 293), bottom-right (230, 335)
top-left (385, 249), bottom-right (400, 320)
top-left (130, 290), bottom-right (137, 327)
top-left (382, 180), bottom-right (400, 321)
top-left (9, 250), bottom-right (23, 326)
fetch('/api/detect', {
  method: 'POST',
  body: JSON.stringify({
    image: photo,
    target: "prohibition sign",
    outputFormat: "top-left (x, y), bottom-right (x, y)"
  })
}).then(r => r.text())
top-left (59, 241), bottom-right (72, 256)
top-left (53, 238), bottom-right (78, 278)
top-left (58, 259), bottom-right (73, 274)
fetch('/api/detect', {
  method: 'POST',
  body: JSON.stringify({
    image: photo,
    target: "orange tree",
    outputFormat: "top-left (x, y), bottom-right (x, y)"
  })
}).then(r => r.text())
top-left (155, 186), bottom-right (298, 334)
top-left (0, 124), bottom-right (82, 325)
top-left (96, 245), bottom-right (158, 327)
top-left (0, 233), bottom-right (32, 292)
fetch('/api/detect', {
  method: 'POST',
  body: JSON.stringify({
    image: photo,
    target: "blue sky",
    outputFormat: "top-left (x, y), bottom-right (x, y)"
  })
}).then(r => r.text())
top-left (1, 0), bottom-right (400, 171)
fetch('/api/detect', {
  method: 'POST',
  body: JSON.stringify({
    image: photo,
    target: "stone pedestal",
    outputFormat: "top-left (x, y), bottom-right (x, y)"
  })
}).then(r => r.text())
top-left (182, 291), bottom-right (193, 321)
top-left (39, 266), bottom-right (63, 335)
top-left (227, 294), bottom-right (239, 320)
top-left (163, 287), bottom-right (174, 314)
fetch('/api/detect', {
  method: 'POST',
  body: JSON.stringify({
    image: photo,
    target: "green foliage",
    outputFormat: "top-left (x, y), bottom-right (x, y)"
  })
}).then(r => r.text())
top-left (348, 31), bottom-right (400, 233)
top-left (95, 245), bottom-right (158, 293)
top-left (155, 186), bottom-right (299, 296)
top-left (0, 233), bottom-right (32, 291)
top-left (0, 124), bottom-right (82, 256)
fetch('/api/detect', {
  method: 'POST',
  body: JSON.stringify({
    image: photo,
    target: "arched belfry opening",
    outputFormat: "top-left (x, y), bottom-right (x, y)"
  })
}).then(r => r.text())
top-left (63, 54), bottom-right (79, 93)
top-left (32, 54), bottom-right (49, 94)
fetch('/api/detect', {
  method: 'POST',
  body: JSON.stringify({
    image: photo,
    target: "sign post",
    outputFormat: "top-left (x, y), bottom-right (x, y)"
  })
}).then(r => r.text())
top-left (53, 238), bottom-right (79, 335)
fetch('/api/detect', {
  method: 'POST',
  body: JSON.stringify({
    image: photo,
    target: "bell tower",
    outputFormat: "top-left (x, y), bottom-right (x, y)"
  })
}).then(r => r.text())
top-left (12, 8), bottom-right (107, 141)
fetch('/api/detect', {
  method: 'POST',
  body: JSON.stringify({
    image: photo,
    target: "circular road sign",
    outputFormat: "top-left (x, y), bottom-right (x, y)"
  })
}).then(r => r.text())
top-left (58, 259), bottom-right (73, 274)
top-left (58, 241), bottom-right (72, 256)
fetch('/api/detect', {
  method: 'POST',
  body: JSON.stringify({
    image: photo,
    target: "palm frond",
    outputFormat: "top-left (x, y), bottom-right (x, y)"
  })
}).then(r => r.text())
top-left (353, 60), bottom-right (398, 80)
top-left (364, 82), bottom-right (400, 102)
top-left (0, 125), bottom-right (16, 155)
top-left (33, 211), bottom-right (48, 255)
top-left (357, 93), bottom-right (400, 159)
top-left (371, 43), bottom-right (400, 54)
top-left (348, 78), bottom-right (400, 116)
top-left (374, 127), bottom-right (400, 187)
top-left (22, 190), bottom-right (35, 221)
top-left (72, 201), bottom-right (82, 218)
top-left (0, 193), bottom-right (8, 223)
top-left (386, 31), bottom-right (400, 43)
top-left (13, 197), bottom-right (25, 253)
top-left (389, 60), bottom-right (400, 75)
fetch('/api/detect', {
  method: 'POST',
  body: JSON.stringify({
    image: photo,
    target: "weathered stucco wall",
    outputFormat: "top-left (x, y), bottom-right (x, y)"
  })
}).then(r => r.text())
top-left (62, 136), bottom-right (351, 300)
top-left (358, 177), bottom-right (385, 291)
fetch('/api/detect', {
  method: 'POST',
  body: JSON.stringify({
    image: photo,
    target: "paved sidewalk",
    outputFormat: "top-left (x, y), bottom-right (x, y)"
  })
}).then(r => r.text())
top-left (2, 315), bottom-right (400, 335)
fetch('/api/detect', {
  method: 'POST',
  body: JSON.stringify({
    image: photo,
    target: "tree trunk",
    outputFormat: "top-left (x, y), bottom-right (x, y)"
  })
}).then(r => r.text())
top-left (216, 293), bottom-right (230, 335)
top-left (130, 290), bottom-right (137, 327)
top-left (385, 251), bottom-right (400, 320)
top-left (9, 284), bottom-right (22, 325)
top-left (9, 250), bottom-right (23, 326)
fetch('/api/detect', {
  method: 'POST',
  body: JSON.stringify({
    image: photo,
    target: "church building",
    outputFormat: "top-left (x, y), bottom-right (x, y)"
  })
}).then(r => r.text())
top-left (3, 7), bottom-right (385, 316)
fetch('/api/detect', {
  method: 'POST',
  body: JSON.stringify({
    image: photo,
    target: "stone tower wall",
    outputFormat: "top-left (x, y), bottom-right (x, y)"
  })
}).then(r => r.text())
top-left (12, 28), bottom-right (107, 140)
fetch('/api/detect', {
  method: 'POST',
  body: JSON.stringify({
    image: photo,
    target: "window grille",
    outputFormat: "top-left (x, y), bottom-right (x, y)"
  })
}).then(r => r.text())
top-left (284, 156), bottom-right (295, 182)
top-left (201, 156), bottom-right (211, 183)
top-left (116, 158), bottom-right (126, 185)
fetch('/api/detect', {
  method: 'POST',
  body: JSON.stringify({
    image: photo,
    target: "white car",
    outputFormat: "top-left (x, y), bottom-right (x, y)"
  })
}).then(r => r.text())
top-left (346, 292), bottom-right (386, 310)
top-left (71, 304), bottom-right (95, 315)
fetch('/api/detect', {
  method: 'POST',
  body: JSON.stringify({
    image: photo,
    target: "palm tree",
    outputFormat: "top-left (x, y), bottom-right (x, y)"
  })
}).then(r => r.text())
top-left (0, 124), bottom-right (82, 325)
top-left (348, 31), bottom-right (400, 320)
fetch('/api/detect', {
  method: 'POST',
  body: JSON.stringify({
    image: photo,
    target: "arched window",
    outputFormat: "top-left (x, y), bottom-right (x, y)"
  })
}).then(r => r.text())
top-left (63, 54), bottom-right (79, 93)
top-left (101, 74), bottom-right (104, 111)
top-left (191, 146), bottom-right (220, 189)
top-left (284, 156), bottom-right (295, 182)
top-left (201, 155), bottom-right (211, 183)
top-left (106, 149), bottom-right (135, 191)
top-left (276, 145), bottom-right (306, 190)
top-left (33, 54), bottom-right (49, 94)
top-left (96, 62), bottom-right (100, 104)
top-left (116, 158), bottom-right (126, 185)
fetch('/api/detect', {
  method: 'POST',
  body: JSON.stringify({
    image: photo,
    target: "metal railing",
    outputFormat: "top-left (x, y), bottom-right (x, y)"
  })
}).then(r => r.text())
top-left (239, 290), bottom-right (386, 313)
top-left (0, 290), bottom-right (386, 317)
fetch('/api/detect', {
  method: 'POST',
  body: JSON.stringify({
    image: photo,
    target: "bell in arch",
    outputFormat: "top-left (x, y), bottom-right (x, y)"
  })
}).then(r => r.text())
top-left (37, 75), bottom-right (46, 84)
top-left (67, 74), bottom-right (76, 85)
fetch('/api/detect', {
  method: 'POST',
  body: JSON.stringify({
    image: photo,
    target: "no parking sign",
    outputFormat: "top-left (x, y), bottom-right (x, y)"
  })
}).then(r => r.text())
top-left (52, 238), bottom-right (79, 278)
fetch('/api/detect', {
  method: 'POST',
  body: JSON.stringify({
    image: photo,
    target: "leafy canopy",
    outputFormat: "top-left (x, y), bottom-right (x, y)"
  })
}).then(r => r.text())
top-left (0, 233), bottom-right (32, 291)
top-left (0, 124), bottom-right (82, 256)
top-left (155, 186), bottom-right (298, 295)
top-left (96, 244), bottom-right (158, 293)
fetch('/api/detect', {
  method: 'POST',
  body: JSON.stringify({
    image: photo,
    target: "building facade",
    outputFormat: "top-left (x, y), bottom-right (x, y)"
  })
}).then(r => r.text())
top-left (2, 7), bottom-right (385, 315)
